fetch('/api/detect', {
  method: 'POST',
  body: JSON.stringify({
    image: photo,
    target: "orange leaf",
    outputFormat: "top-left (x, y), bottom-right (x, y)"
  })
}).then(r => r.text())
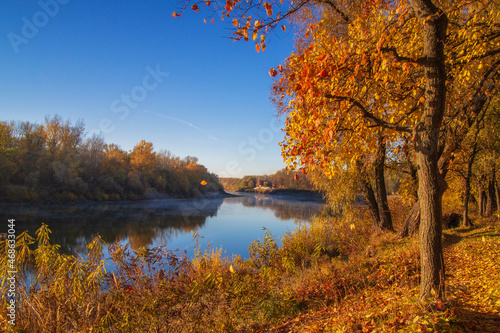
top-left (269, 68), bottom-right (278, 77)
top-left (232, 18), bottom-right (238, 26)
top-left (191, 4), bottom-right (199, 11)
top-left (281, 25), bottom-right (286, 32)
top-left (172, 12), bottom-right (180, 18)
top-left (277, 64), bottom-right (284, 72)
top-left (200, 180), bottom-right (208, 186)
top-left (206, 1), bottom-right (211, 6)
top-left (211, 18), bottom-right (215, 24)
top-left (294, 173), bottom-right (299, 181)
top-left (256, 43), bottom-right (261, 52)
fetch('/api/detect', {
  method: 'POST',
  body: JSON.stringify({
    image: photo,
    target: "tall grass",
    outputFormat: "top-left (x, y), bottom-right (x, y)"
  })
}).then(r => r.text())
top-left (1, 209), bottom-right (421, 332)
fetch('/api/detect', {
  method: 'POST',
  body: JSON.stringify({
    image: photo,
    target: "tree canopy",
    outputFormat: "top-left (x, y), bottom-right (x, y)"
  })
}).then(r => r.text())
top-left (175, 0), bottom-right (500, 302)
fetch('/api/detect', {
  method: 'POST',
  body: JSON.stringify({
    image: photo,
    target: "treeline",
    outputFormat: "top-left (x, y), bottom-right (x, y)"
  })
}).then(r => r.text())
top-left (220, 168), bottom-right (315, 192)
top-left (0, 115), bottom-right (223, 202)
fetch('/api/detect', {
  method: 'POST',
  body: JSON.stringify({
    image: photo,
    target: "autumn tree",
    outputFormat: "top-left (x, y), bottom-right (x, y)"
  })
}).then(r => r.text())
top-left (174, 0), bottom-right (500, 302)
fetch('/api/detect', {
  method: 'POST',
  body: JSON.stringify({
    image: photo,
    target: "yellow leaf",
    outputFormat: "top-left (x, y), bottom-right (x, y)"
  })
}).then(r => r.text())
top-left (200, 180), bottom-right (207, 185)
top-left (252, 32), bottom-right (258, 40)
top-left (281, 25), bottom-right (286, 32)
top-left (229, 265), bottom-right (235, 274)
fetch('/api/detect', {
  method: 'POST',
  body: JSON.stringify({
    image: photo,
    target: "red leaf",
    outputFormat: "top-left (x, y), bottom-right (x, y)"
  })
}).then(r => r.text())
top-left (294, 173), bottom-right (299, 181)
top-left (269, 68), bottom-right (278, 77)
top-left (191, 4), bottom-right (199, 11)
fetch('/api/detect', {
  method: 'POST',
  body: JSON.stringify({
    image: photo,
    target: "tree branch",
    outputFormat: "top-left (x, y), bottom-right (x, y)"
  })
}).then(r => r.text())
top-left (317, 0), bottom-right (350, 23)
top-left (379, 47), bottom-right (429, 65)
top-left (324, 94), bottom-right (412, 132)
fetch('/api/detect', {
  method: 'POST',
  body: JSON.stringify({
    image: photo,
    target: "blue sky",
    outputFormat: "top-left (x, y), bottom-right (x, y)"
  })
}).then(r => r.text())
top-left (0, 0), bottom-right (294, 177)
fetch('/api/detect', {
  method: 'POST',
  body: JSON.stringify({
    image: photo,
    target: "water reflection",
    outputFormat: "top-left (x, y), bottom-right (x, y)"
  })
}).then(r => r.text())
top-left (0, 192), bottom-right (324, 257)
top-left (236, 193), bottom-right (323, 221)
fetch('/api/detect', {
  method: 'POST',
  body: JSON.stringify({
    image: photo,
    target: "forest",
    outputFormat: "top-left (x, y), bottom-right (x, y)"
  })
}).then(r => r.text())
top-left (0, 115), bottom-right (223, 202)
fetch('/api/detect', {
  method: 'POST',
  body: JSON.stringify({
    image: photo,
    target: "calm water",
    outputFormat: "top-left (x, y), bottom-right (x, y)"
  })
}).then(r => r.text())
top-left (1, 192), bottom-right (325, 258)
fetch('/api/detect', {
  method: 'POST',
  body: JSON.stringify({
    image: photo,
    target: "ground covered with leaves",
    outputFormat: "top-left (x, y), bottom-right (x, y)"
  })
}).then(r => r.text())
top-left (1, 211), bottom-right (499, 332)
top-left (264, 219), bottom-right (500, 333)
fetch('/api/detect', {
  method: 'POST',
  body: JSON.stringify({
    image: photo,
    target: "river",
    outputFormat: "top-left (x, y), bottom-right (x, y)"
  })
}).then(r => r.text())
top-left (0, 191), bottom-right (325, 259)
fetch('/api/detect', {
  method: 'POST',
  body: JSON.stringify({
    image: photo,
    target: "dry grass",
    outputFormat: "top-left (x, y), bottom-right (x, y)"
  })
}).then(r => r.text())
top-left (1, 209), bottom-right (498, 332)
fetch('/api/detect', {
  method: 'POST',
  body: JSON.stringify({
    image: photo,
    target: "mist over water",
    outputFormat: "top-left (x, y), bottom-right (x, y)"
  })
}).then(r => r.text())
top-left (1, 192), bottom-right (325, 258)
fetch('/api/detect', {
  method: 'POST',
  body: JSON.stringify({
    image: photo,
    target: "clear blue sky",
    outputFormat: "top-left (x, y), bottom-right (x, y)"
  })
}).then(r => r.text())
top-left (0, 0), bottom-right (294, 177)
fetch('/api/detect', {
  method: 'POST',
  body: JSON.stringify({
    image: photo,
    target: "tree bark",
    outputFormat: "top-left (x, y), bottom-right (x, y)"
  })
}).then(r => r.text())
top-left (462, 148), bottom-right (476, 227)
top-left (495, 177), bottom-right (500, 220)
top-left (478, 178), bottom-right (486, 216)
top-left (397, 200), bottom-right (420, 238)
top-left (374, 136), bottom-right (393, 231)
top-left (360, 173), bottom-right (382, 231)
top-left (485, 175), bottom-right (495, 217)
top-left (409, 0), bottom-right (448, 302)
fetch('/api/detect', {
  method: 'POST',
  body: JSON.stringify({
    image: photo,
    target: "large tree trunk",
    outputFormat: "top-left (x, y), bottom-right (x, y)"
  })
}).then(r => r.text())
top-left (409, 0), bottom-right (448, 302)
top-left (374, 136), bottom-right (393, 231)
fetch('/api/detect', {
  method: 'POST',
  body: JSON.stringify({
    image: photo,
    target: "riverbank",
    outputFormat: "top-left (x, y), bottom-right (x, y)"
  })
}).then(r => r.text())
top-left (2, 197), bottom-right (498, 332)
top-left (235, 188), bottom-right (325, 202)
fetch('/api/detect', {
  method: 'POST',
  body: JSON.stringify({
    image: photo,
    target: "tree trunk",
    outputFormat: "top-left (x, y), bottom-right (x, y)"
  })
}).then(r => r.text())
top-left (360, 173), bottom-right (382, 231)
top-left (478, 178), bottom-right (486, 216)
top-left (485, 176), bottom-right (495, 217)
top-left (462, 148), bottom-right (476, 227)
top-left (374, 136), bottom-right (393, 231)
top-left (495, 177), bottom-right (500, 220)
top-left (409, 0), bottom-right (448, 302)
top-left (397, 200), bottom-right (420, 238)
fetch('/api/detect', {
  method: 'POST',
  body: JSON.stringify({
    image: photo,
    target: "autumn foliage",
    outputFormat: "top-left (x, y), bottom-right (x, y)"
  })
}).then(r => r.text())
top-left (0, 116), bottom-right (223, 202)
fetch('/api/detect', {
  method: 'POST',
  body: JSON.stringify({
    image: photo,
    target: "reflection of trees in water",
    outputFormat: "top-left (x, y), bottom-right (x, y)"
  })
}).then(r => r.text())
top-left (239, 195), bottom-right (323, 221)
top-left (0, 197), bottom-right (223, 254)
top-left (125, 214), bottom-right (209, 251)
